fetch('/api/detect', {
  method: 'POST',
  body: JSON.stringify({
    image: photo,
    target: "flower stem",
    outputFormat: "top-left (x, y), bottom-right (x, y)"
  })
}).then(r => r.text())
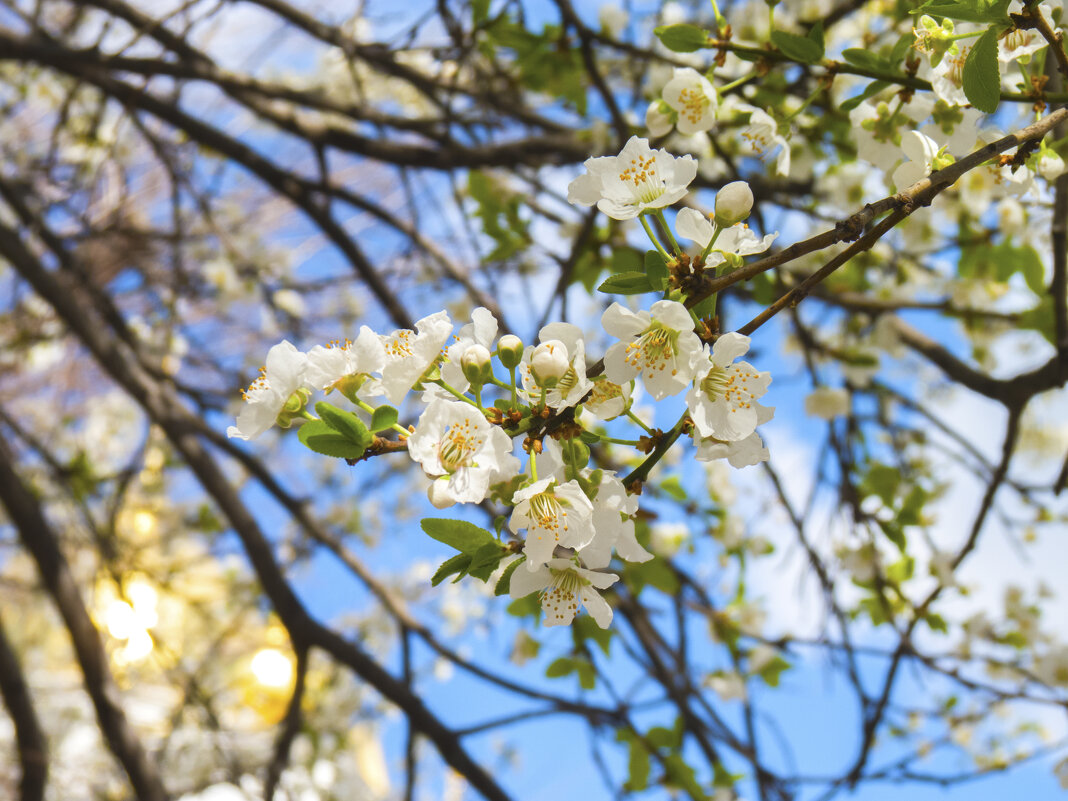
top-left (640, 214), bottom-right (673, 261)
top-left (653, 209), bottom-right (682, 256)
top-left (626, 408), bottom-right (654, 435)
top-left (431, 381), bottom-right (479, 408)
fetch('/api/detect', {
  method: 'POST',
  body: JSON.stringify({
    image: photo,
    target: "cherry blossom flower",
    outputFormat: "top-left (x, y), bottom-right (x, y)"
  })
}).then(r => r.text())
top-left (509, 557), bottom-right (618, 628)
top-left (892, 130), bottom-right (942, 190)
top-left (511, 478), bottom-right (596, 571)
top-left (931, 44), bottom-right (970, 107)
top-left (743, 108), bottom-right (790, 176)
top-left (579, 473), bottom-right (652, 568)
top-left (602, 300), bottom-right (703, 399)
top-left (520, 323), bottom-right (593, 410)
top-left (686, 332), bottom-right (771, 441)
top-left (408, 400), bottom-right (519, 504)
top-left (583, 375), bottom-right (630, 420)
top-left (437, 307), bottom-right (498, 396)
top-left (227, 341), bottom-right (308, 440)
top-left (645, 100), bottom-right (675, 137)
top-left (567, 136), bottom-right (697, 220)
top-left (368, 310), bottom-right (452, 405)
top-left (662, 67), bottom-right (718, 135)
top-left (695, 426), bottom-right (771, 468)
top-left (805, 386), bottom-right (850, 419)
top-left (303, 326), bottom-right (385, 394)
top-left (999, 2), bottom-right (1057, 64)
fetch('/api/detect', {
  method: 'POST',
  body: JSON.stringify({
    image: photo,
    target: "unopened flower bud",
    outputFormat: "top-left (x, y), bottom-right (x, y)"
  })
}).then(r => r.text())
top-left (497, 335), bottom-right (524, 369)
top-left (530, 341), bottom-right (569, 385)
top-left (645, 100), bottom-right (674, 137)
top-left (461, 343), bottom-right (493, 386)
top-left (714, 181), bottom-right (754, 226)
top-left (428, 480), bottom-right (456, 509)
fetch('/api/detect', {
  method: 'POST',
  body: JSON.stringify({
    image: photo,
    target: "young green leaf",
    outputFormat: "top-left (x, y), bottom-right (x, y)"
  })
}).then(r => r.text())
top-left (297, 420), bottom-right (368, 459)
top-left (644, 249), bottom-right (669, 291)
top-left (494, 557), bottom-right (524, 596)
top-left (962, 26), bottom-right (1001, 113)
top-left (771, 30), bottom-right (824, 64)
top-left (598, 271), bottom-right (654, 295)
top-left (432, 553), bottom-right (472, 586)
top-left (315, 401), bottom-right (373, 447)
top-left (369, 405), bottom-right (399, 433)
top-left (653, 23), bottom-right (709, 53)
top-left (421, 518), bottom-right (498, 555)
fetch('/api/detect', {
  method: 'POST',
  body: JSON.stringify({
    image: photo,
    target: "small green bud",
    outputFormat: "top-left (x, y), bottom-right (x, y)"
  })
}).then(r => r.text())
top-left (713, 181), bottom-right (754, 227)
top-left (497, 334), bottom-right (525, 369)
top-left (461, 344), bottom-right (493, 386)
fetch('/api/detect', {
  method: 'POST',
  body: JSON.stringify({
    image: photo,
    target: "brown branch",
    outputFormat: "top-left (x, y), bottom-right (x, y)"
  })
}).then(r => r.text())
top-left (0, 218), bottom-right (514, 801)
top-left (0, 611), bottom-right (48, 801)
top-left (0, 434), bottom-right (170, 801)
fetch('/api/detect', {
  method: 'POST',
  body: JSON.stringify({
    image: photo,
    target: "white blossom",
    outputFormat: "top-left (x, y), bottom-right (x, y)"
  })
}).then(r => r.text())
top-left (602, 300), bottom-right (703, 399)
top-left (227, 341), bottom-right (307, 440)
top-left (511, 478), bottom-right (596, 570)
top-left (567, 136), bottom-right (697, 220)
top-left (583, 375), bottom-right (630, 420)
top-left (580, 473), bottom-right (653, 568)
top-left (370, 310), bottom-right (453, 405)
top-left (407, 400), bottom-right (519, 504)
top-left (509, 558), bottom-right (618, 628)
top-left (662, 67), bottom-right (718, 135)
top-left (931, 44), bottom-right (971, 107)
top-left (695, 426), bottom-right (770, 468)
top-left (304, 326), bottom-right (385, 393)
top-left (521, 323), bottom-right (594, 410)
top-left (427, 307), bottom-right (497, 400)
top-left (686, 332), bottom-right (772, 441)
top-left (743, 108), bottom-right (790, 176)
top-left (714, 180), bottom-right (754, 225)
top-left (805, 386), bottom-right (851, 419)
top-left (646, 100), bottom-right (675, 136)
top-left (892, 130), bottom-right (941, 190)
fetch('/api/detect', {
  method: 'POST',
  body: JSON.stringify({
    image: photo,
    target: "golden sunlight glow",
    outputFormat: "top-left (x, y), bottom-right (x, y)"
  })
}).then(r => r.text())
top-left (105, 600), bottom-right (137, 639)
top-left (251, 648), bottom-right (294, 688)
top-left (132, 510), bottom-right (157, 537)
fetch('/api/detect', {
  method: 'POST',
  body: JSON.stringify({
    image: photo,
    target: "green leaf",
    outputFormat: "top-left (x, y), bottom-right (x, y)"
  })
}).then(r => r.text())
top-left (644, 249), bottom-right (669, 291)
top-left (432, 553), bottom-right (472, 586)
top-left (315, 401), bottom-right (372, 447)
top-left (369, 405), bottom-right (398, 433)
top-left (771, 30), bottom-right (824, 64)
top-left (807, 20), bottom-right (825, 50)
top-left (597, 271), bottom-right (654, 295)
top-left (962, 26), bottom-right (1001, 113)
top-left (840, 79), bottom-right (892, 112)
top-left (494, 557), bottom-right (524, 596)
top-left (573, 614), bottom-right (614, 656)
top-left (653, 23), bottom-right (709, 53)
top-left (841, 49), bottom-right (889, 72)
top-left (925, 612), bottom-right (949, 633)
top-left (575, 660), bottom-right (596, 690)
top-left (421, 518), bottom-right (497, 555)
top-left (912, 0), bottom-right (1010, 24)
top-left (297, 420), bottom-right (368, 459)
top-left (890, 32), bottom-right (914, 66)
top-left (617, 729), bottom-right (651, 791)
top-left (757, 655), bottom-right (792, 687)
top-left (545, 657), bottom-right (576, 678)
top-left (468, 542), bottom-right (507, 581)
top-left (472, 0), bottom-right (490, 24)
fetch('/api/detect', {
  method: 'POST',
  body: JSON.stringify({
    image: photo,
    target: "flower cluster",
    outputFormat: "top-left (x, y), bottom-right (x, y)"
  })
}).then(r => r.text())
top-left (230, 138), bottom-right (777, 630)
